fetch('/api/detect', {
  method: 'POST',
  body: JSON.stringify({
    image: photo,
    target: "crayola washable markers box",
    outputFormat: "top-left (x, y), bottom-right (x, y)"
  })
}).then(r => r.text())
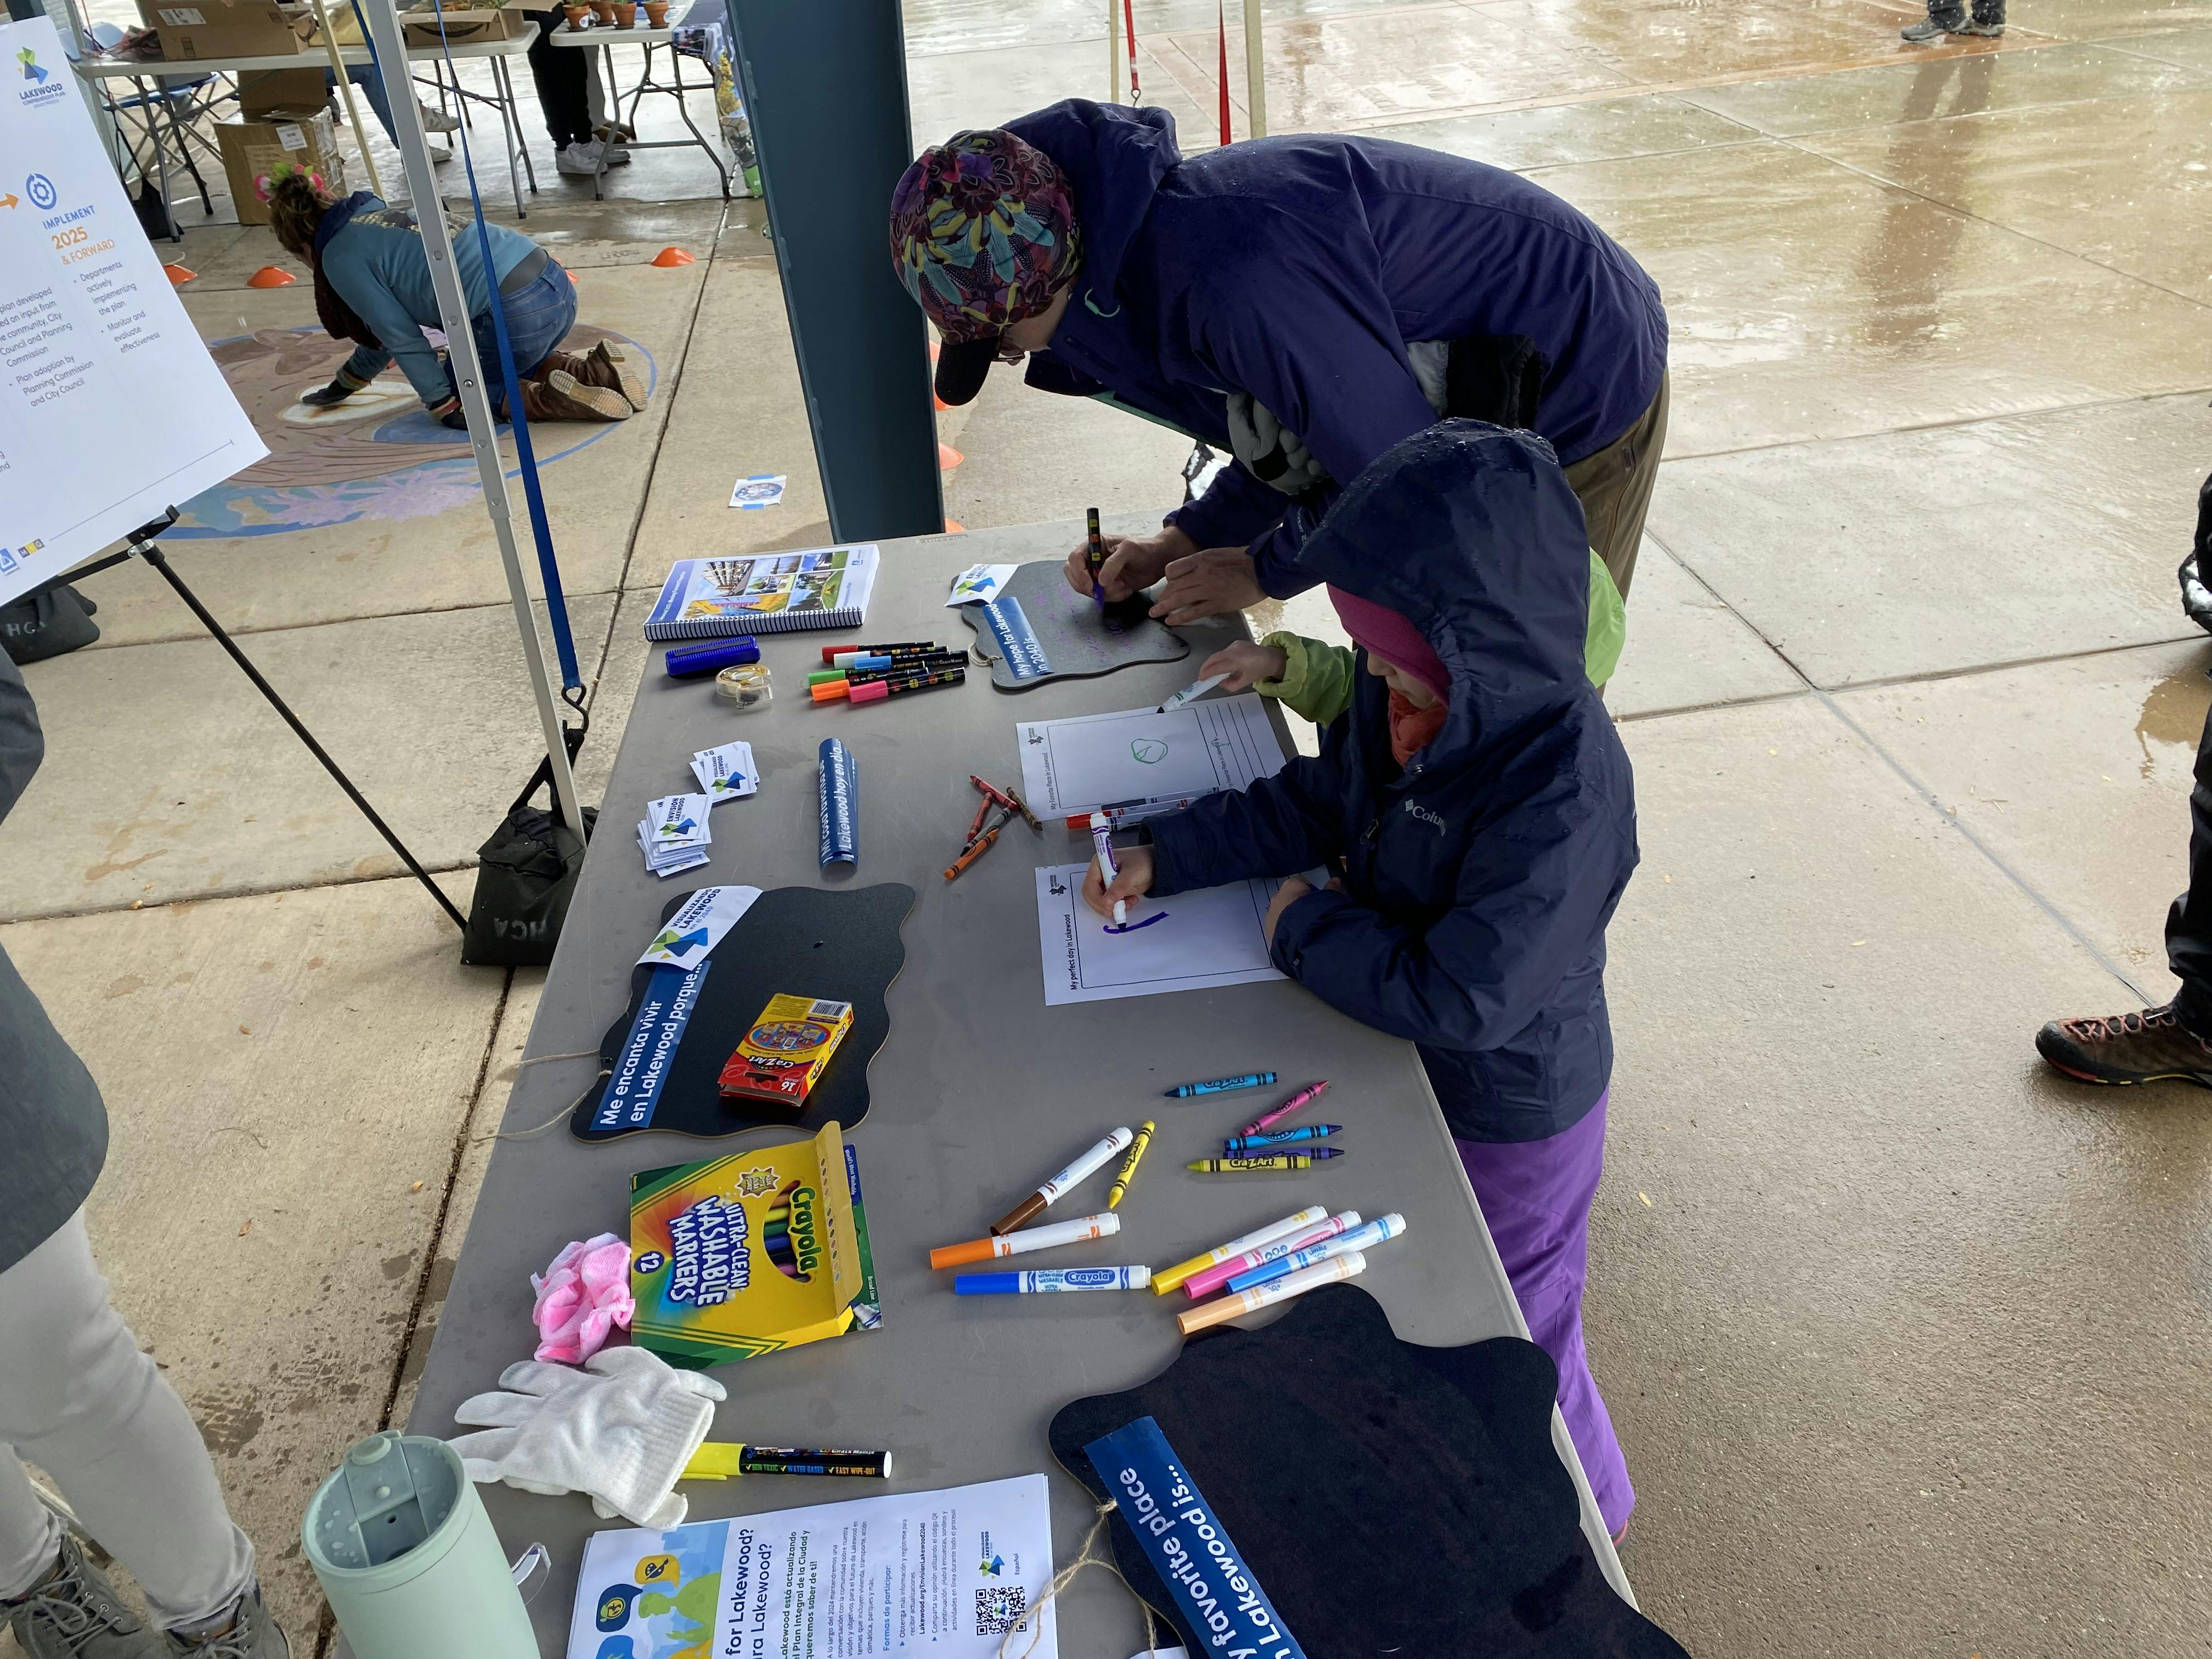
top-left (717, 993), bottom-right (854, 1111)
top-left (629, 1121), bottom-right (876, 1368)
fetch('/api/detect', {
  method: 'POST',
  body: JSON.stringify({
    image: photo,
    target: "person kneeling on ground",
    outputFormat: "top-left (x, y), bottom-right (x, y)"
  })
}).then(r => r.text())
top-left (1085, 420), bottom-right (1640, 1540)
top-left (263, 168), bottom-right (647, 428)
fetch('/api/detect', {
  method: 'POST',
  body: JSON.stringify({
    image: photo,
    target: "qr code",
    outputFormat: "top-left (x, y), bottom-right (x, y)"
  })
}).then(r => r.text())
top-left (975, 1585), bottom-right (1029, 1637)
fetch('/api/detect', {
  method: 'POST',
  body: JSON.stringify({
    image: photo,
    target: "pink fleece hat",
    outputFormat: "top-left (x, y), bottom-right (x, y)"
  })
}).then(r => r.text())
top-left (1328, 586), bottom-right (1450, 702)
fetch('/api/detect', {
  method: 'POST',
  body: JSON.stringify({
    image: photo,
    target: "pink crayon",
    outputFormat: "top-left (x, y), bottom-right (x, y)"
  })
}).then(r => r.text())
top-left (1183, 1210), bottom-right (1360, 1300)
top-left (1237, 1080), bottom-right (1331, 1138)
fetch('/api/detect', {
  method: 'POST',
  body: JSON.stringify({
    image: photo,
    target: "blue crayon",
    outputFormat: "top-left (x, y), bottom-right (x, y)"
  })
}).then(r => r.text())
top-left (1224, 1124), bottom-right (1341, 1155)
top-left (1226, 1213), bottom-right (1405, 1294)
top-left (1164, 1070), bottom-right (1277, 1098)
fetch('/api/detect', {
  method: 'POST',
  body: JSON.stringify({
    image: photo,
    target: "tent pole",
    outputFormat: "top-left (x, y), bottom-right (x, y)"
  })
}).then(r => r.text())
top-left (353, 0), bottom-right (586, 834)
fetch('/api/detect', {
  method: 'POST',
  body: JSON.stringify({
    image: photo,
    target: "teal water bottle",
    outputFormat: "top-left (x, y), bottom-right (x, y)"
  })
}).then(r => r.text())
top-left (303, 1432), bottom-right (540, 1659)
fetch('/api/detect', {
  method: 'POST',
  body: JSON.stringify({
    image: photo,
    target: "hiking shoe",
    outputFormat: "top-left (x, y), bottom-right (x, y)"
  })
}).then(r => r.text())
top-left (588, 341), bottom-right (647, 410)
top-left (523, 369), bottom-right (631, 421)
top-left (555, 139), bottom-right (606, 176)
top-left (163, 1584), bottom-right (288, 1659)
top-left (1900, 15), bottom-right (1957, 39)
top-left (2034, 1002), bottom-right (2212, 1087)
top-left (4, 1536), bottom-right (164, 1658)
top-left (537, 345), bottom-right (645, 411)
top-left (1955, 14), bottom-right (2005, 30)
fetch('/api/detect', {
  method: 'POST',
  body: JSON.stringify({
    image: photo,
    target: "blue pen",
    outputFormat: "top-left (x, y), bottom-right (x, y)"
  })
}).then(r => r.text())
top-left (1225, 1214), bottom-right (1404, 1294)
top-left (1164, 1070), bottom-right (1277, 1098)
top-left (1224, 1124), bottom-right (1341, 1155)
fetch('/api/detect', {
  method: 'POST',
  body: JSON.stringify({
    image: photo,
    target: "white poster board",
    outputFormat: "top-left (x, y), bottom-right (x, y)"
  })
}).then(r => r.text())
top-left (0, 16), bottom-right (266, 605)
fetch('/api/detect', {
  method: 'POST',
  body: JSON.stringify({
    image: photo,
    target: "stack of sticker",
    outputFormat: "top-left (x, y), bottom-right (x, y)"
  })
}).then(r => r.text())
top-left (691, 740), bottom-right (758, 803)
top-left (639, 793), bottom-right (712, 878)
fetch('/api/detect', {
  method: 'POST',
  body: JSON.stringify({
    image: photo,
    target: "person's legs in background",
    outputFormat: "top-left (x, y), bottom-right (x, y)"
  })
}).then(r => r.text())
top-left (1901, 0), bottom-right (1970, 41)
top-left (331, 65), bottom-right (394, 143)
top-left (522, 12), bottom-right (600, 172)
top-left (1562, 373), bottom-right (1668, 606)
top-left (1454, 1093), bottom-right (1634, 1540)
top-left (2038, 470), bottom-right (2212, 1086)
top-left (0, 1214), bottom-right (285, 1657)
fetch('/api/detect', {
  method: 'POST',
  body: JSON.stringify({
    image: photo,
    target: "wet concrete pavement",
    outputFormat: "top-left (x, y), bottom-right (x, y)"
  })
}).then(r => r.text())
top-left (5, 0), bottom-right (2211, 1653)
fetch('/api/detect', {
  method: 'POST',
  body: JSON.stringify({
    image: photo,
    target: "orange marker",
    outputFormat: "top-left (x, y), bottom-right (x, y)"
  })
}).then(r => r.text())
top-left (929, 1212), bottom-right (1119, 1269)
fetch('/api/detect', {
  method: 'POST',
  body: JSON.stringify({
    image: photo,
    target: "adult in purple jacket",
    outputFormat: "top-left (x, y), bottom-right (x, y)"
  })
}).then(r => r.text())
top-left (889, 101), bottom-right (1668, 625)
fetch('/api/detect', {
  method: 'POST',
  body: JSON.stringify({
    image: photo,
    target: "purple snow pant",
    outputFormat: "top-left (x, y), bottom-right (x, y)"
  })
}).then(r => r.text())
top-left (1455, 1090), bottom-right (1633, 1536)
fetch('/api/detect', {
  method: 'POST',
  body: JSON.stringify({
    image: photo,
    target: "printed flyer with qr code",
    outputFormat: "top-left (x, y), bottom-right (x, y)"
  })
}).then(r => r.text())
top-left (566, 1474), bottom-right (1058, 1658)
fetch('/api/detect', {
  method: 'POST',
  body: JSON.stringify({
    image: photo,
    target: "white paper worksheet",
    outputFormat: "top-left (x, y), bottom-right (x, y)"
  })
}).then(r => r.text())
top-left (567, 1474), bottom-right (1057, 1659)
top-left (1036, 863), bottom-right (1288, 1005)
top-left (1016, 693), bottom-right (1288, 820)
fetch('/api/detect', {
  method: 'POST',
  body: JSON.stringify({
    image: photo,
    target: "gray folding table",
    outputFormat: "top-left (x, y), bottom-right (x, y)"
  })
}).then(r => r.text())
top-left (399, 520), bottom-right (1636, 1655)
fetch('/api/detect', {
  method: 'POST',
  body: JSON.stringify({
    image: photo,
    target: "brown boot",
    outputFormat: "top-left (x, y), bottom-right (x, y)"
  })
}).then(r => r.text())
top-left (546, 342), bottom-right (647, 411)
top-left (520, 370), bottom-right (630, 422)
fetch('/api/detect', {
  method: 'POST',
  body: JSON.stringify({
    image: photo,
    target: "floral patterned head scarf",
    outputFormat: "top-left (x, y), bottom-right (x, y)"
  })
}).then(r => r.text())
top-left (888, 128), bottom-right (1082, 342)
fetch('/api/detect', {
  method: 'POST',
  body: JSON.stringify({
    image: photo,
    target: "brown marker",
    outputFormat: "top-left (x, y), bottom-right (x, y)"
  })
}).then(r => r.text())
top-left (990, 1127), bottom-right (1133, 1234)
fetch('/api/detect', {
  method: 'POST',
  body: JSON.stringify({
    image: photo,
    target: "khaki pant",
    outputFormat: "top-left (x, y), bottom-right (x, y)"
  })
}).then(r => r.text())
top-left (1563, 373), bottom-right (1669, 602)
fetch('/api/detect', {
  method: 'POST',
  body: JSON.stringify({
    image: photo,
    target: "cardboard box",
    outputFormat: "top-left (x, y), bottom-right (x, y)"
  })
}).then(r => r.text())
top-left (215, 109), bottom-right (346, 224)
top-left (138, 0), bottom-right (311, 60)
top-left (402, 7), bottom-right (523, 46)
top-left (236, 65), bottom-right (325, 114)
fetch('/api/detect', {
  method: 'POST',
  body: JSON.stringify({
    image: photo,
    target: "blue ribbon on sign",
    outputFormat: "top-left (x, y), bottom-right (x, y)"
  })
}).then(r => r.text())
top-left (592, 962), bottom-right (710, 1131)
top-left (1082, 1417), bottom-right (1306, 1659)
top-left (981, 595), bottom-right (1053, 680)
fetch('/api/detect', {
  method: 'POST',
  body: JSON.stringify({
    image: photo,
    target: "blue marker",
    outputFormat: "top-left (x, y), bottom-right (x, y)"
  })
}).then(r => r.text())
top-left (956, 1266), bottom-right (1152, 1294)
top-left (1164, 1070), bottom-right (1277, 1099)
top-left (1224, 1124), bottom-right (1341, 1155)
top-left (1225, 1214), bottom-right (1404, 1294)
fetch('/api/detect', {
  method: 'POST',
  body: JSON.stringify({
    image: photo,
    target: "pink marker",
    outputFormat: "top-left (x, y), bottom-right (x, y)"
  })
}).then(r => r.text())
top-left (1182, 1210), bottom-right (1360, 1300)
top-left (1237, 1080), bottom-right (1330, 1138)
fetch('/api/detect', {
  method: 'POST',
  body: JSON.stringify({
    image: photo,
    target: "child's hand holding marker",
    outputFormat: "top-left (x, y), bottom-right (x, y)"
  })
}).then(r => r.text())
top-left (1197, 640), bottom-right (1288, 693)
top-left (1084, 845), bottom-right (1155, 922)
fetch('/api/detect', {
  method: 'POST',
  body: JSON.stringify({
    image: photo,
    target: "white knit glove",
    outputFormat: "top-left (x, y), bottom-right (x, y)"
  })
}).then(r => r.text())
top-left (449, 1346), bottom-right (725, 1528)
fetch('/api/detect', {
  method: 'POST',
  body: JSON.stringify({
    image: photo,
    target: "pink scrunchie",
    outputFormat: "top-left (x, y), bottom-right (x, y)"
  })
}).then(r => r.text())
top-left (529, 1233), bottom-right (635, 1364)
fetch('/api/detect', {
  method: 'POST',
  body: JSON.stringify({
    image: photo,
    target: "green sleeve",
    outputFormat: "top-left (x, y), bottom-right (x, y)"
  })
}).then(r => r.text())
top-left (1255, 555), bottom-right (1622, 724)
top-left (1585, 547), bottom-right (1626, 688)
top-left (1259, 631), bottom-right (1357, 726)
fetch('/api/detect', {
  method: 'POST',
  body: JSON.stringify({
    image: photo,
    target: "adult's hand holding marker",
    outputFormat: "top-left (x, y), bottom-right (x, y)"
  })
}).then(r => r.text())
top-left (1062, 523), bottom-right (1188, 603)
top-left (1084, 844), bottom-right (1155, 922)
top-left (1058, 524), bottom-right (1267, 624)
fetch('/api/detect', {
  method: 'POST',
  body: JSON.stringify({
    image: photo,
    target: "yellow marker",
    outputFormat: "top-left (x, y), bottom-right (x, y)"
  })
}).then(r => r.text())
top-left (1107, 1119), bottom-right (1155, 1209)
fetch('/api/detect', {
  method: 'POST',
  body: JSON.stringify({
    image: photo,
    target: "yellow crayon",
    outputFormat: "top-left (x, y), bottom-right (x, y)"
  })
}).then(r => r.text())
top-left (1107, 1120), bottom-right (1155, 1209)
top-left (1186, 1156), bottom-right (1312, 1173)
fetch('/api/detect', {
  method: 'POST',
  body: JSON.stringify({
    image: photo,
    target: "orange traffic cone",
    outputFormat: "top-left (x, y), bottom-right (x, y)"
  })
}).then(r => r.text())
top-left (650, 246), bottom-right (696, 267)
top-left (162, 263), bottom-right (196, 284)
top-left (944, 519), bottom-right (966, 533)
top-left (246, 265), bottom-right (296, 287)
top-left (939, 442), bottom-right (963, 470)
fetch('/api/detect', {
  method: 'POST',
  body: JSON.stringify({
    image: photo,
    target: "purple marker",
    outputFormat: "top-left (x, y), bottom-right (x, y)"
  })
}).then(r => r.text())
top-left (1224, 1124), bottom-right (1341, 1155)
